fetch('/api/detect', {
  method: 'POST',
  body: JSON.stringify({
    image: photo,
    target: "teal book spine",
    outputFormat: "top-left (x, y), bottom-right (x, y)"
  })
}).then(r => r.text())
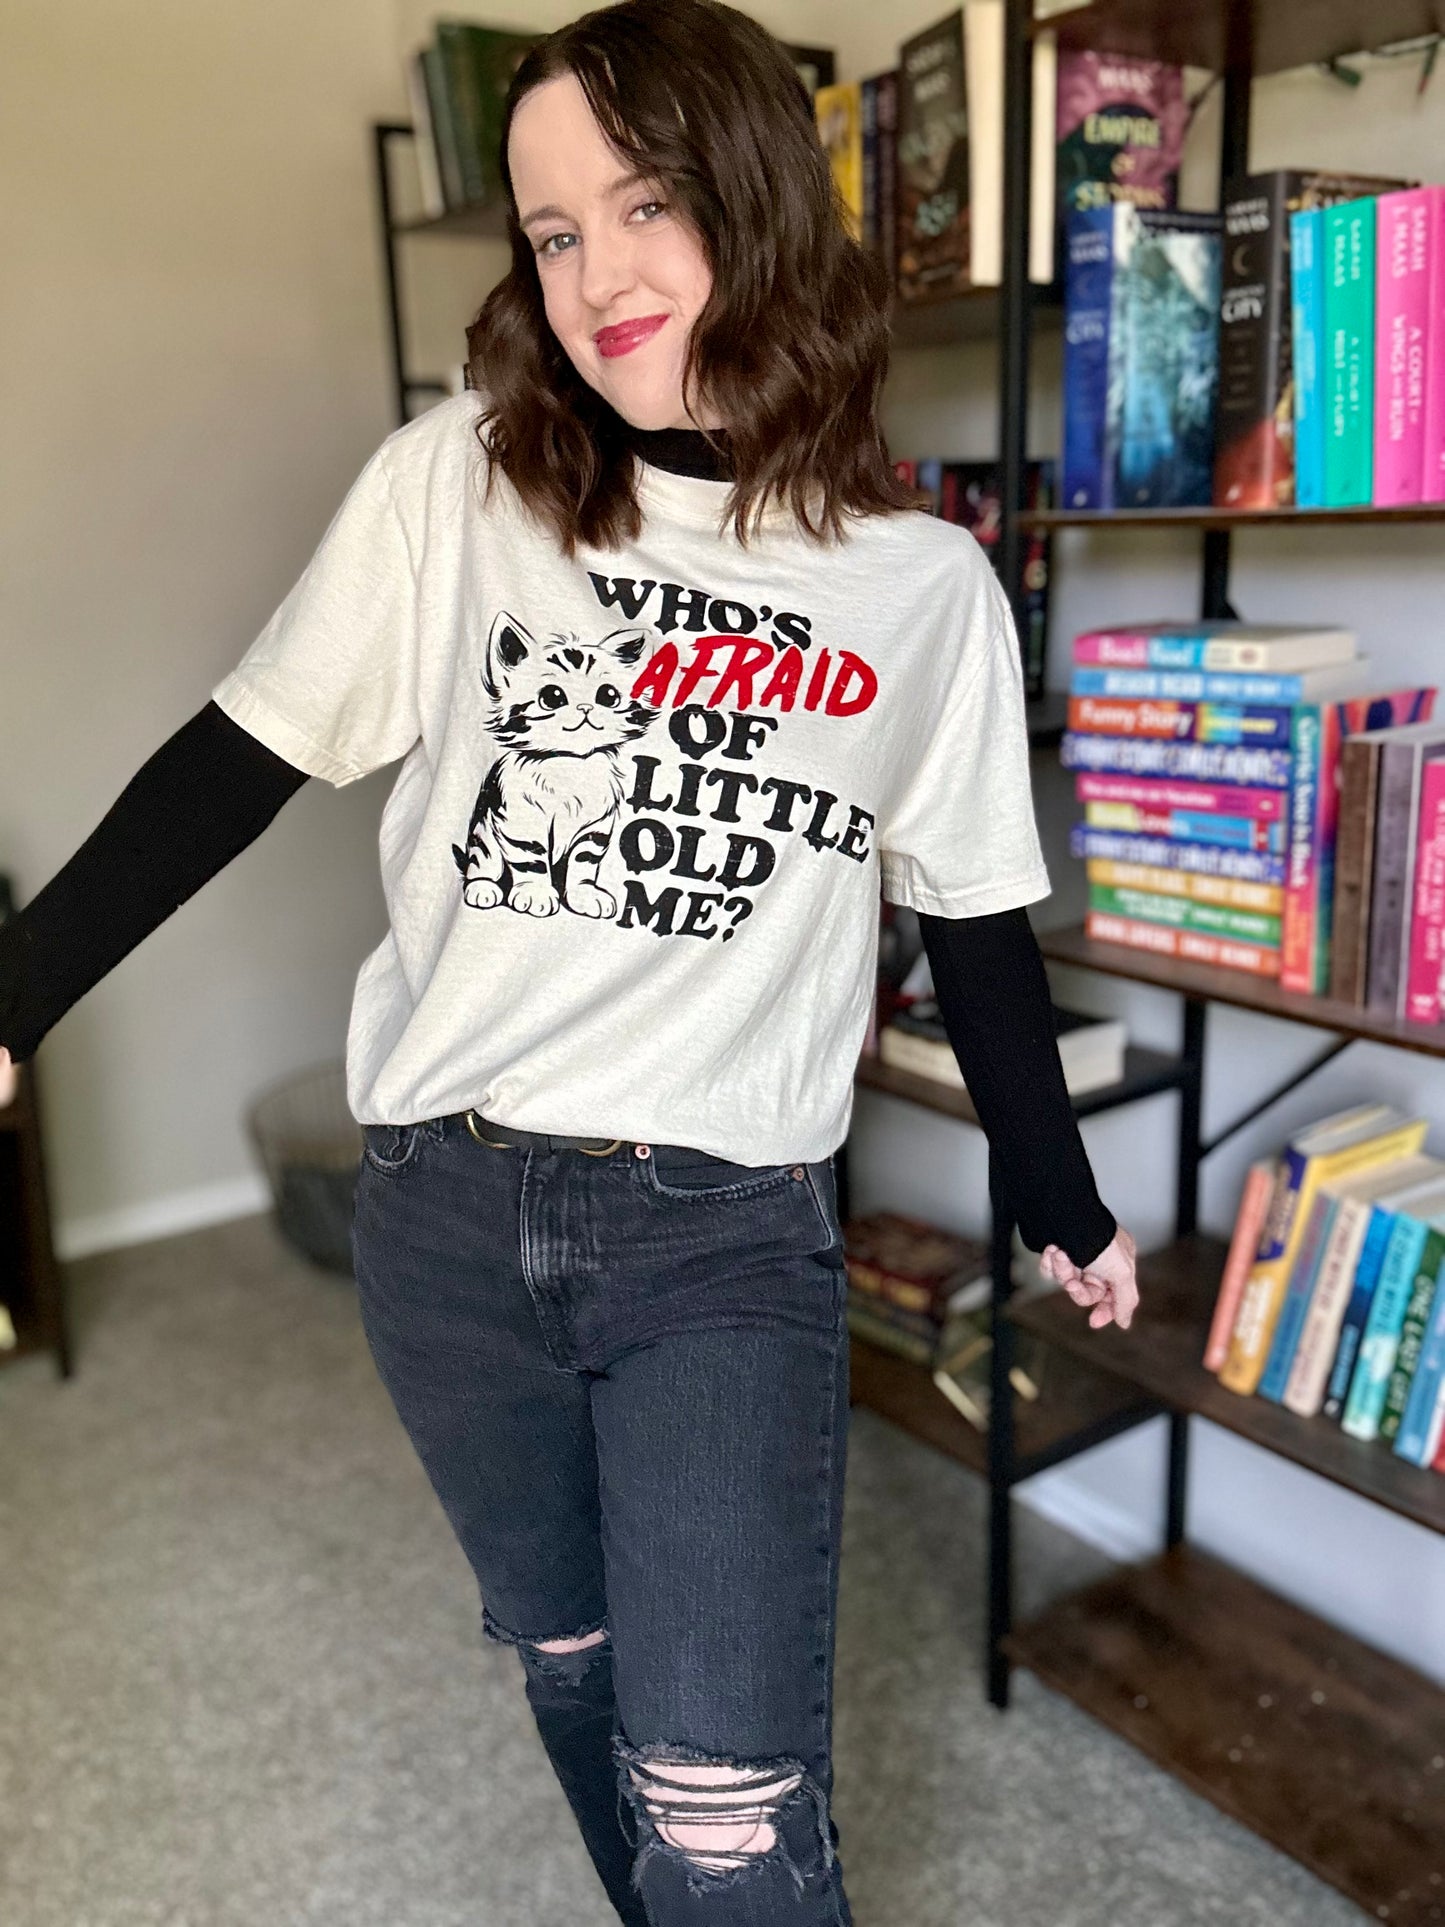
top-left (1380, 1250), bottom-right (1442, 1441)
top-left (1291, 209), bottom-right (1327, 508)
top-left (1323, 198), bottom-right (1377, 507)
top-left (1342, 1212), bottom-right (1432, 1438)
top-left (1259, 1195), bottom-right (1335, 1402)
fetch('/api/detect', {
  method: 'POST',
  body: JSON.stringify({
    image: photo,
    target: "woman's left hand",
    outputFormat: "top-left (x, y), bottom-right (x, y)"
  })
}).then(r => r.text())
top-left (1038, 1225), bottom-right (1139, 1331)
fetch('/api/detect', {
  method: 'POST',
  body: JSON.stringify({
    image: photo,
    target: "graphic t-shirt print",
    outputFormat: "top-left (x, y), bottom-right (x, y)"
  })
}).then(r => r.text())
top-left (454, 569), bottom-right (880, 946)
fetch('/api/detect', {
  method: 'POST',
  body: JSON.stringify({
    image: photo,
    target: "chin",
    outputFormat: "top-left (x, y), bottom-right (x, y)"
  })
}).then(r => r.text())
top-left (598, 385), bottom-right (690, 433)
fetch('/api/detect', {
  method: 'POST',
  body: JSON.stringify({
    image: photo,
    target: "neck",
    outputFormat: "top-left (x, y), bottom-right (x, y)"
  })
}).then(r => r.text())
top-left (601, 404), bottom-right (735, 483)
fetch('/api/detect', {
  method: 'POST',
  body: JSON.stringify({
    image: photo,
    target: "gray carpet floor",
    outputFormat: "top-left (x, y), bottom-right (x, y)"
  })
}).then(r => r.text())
top-left (0, 1212), bottom-right (1366, 1926)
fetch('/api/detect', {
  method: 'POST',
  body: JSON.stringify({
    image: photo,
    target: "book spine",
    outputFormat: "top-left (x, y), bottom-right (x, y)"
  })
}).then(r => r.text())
top-left (896, 14), bottom-right (970, 303)
top-left (1084, 911), bottom-right (1282, 976)
top-left (1393, 1270), bottom-right (1445, 1462)
top-left (1366, 739), bottom-right (1423, 1015)
top-left (405, 50), bottom-right (445, 220)
top-left (1086, 859), bottom-right (1281, 913)
top-left (1280, 703), bottom-right (1322, 994)
top-left (1258, 1193), bottom-right (1333, 1401)
top-left (1088, 885), bottom-right (1279, 946)
top-left (421, 41), bottom-right (465, 211)
top-left (859, 77), bottom-right (879, 256)
top-left (1062, 734), bottom-right (1292, 790)
top-left (1284, 1197), bottom-right (1373, 1415)
top-left (1083, 803), bottom-right (1285, 853)
top-left (1073, 633), bottom-right (1205, 669)
top-left (1068, 697), bottom-right (1293, 747)
top-left (436, 22), bottom-right (483, 205)
top-left (1342, 1216), bottom-right (1431, 1438)
top-left (1321, 1203), bottom-right (1395, 1419)
top-left (1071, 827), bottom-right (1286, 885)
top-left (1204, 1162), bottom-right (1277, 1371)
top-left (1070, 667), bottom-right (1328, 705)
top-left (1380, 1249), bottom-right (1442, 1441)
top-left (1424, 186), bottom-right (1445, 501)
top-left (1404, 757), bottom-right (1445, 1024)
top-left (1215, 173), bottom-right (1297, 509)
top-left (1373, 190), bottom-right (1432, 506)
top-left (1074, 773), bottom-right (1287, 819)
top-left (1323, 198), bottom-right (1376, 507)
top-left (876, 72), bottom-right (899, 294)
top-left (1328, 738), bottom-right (1380, 1004)
top-left (1062, 208), bottom-right (1116, 509)
top-left (1291, 208), bottom-right (1327, 507)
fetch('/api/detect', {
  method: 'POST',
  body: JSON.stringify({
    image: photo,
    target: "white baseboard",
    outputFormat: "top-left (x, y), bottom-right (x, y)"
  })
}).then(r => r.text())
top-left (1013, 1463), bottom-right (1161, 1564)
top-left (56, 1172), bottom-right (272, 1262)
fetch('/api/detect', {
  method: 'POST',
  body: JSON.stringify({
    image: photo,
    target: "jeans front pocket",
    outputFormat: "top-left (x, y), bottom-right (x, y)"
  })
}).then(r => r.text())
top-left (360, 1120), bottom-right (427, 1177)
top-left (641, 1143), bottom-right (800, 1204)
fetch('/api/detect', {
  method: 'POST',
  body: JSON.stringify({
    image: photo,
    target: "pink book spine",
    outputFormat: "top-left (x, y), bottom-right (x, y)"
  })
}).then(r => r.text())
top-left (1073, 633), bottom-right (1153, 666)
top-left (1404, 759), bottom-right (1445, 1023)
top-left (1204, 1162), bottom-right (1276, 1372)
top-left (1075, 773), bottom-right (1286, 820)
top-left (1374, 191), bottom-right (1433, 507)
top-left (1423, 187), bottom-right (1445, 503)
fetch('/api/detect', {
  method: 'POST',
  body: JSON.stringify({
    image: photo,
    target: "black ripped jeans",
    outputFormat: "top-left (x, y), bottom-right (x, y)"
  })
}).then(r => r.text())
top-left (350, 1109), bottom-right (853, 1925)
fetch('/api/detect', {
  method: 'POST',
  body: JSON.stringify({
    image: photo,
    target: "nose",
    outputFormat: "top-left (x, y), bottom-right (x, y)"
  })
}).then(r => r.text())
top-left (578, 227), bottom-right (638, 316)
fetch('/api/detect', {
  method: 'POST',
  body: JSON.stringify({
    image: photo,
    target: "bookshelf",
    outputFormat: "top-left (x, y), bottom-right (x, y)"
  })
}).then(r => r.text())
top-left (887, 2), bottom-right (1445, 1920)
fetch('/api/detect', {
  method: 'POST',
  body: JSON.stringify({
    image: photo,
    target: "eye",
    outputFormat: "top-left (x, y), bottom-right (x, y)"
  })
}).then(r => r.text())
top-left (538, 685), bottom-right (568, 710)
top-left (596, 683), bottom-right (621, 707)
top-left (535, 231), bottom-right (578, 259)
top-left (630, 199), bottom-right (667, 225)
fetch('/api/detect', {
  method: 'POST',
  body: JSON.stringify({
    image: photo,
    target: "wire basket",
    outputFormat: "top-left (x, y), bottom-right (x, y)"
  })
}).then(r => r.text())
top-left (245, 1060), bottom-right (363, 1275)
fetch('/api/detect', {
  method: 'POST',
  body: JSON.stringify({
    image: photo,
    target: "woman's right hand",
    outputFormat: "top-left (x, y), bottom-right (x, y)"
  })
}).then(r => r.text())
top-left (0, 1046), bottom-right (15, 1109)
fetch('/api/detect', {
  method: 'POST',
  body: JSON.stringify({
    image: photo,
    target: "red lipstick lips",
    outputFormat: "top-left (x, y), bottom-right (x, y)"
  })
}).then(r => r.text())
top-left (594, 313), bottom-right (668, 358)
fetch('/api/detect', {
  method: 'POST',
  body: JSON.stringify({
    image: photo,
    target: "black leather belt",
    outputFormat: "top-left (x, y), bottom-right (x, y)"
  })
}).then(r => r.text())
top-left (463, 1110), bottom-right (625, 1157)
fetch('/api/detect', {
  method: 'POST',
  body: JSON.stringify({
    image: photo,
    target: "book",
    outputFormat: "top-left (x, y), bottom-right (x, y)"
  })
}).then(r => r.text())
top-left (1072, 623), bottom-right (1357, 673)
top-left (1280, 687), bottom-right (1438, 997)
top-left (1054, 49), bottom-right (1184, 256)
top-left (1342, 1180), bottom-right (1445, 1438)
top-left (1320, 1171), bottom-right (1438, 1420)
top-left (1204, 1161), bottom-right (1277, 1371)
top-left (1069, 697), bottom-right (1294, 749)
top-left (932, 1311), bottom-right (1046, 1431)
top-left (419, 39), bottom-right (465, 211)
top-left (896, 10), bottom-right (970, 304)
top-left (879, 1002), bottom-right (1127, 1098)
top-left (1071, 826), bottom-right (1286, 887)
top-left (1285, 1156), bottom-right (1445, 1415)
top-left (1374, 188), bottom-right (1434, 506)
top-left (1084, 910), bottom-right (1282, 976)
top-left (1265, 1155), bottom-right (1439, 1405)
top-left (1393, 1242), bottom-right (1445, 1463)
top-left (1068, 663), bottom-right (1369, 706)
top-left (1404, 757), bottom-right (1445, 1024)
top-left (1425, 187), bottom-right (1445, 501)
top-left (1380, 1235), bottom-right (1444, 1442)
top-left (1089, 884), bottom-right (1279, 948)
top-left (405, 50), bottom-right (446, 219)
top-left (1290, 208), bottom-right (1328, 508)
top-left (1221, 1106), bottom-right (1428, 1394)
top-left (1323, 197), bottom-right (1378, 507)
top-left (1063, 734), bottom-right (1293, 791)
top-left (1363, 724), bottom-right (1445, 1017)
top-left (434, 22), bottom-right (539, 209)
top-left (1111, 209), bottom-right (1223, 507)
top-left (860, 72), bottom-right (899, 288)
top-left (941, 461), bottom-right (1054, 699)
top-left (1083, 803), bottom-right (1284, 854)
top-left (815, 82), bottom-right (864, 242)
top-left (1061, 207), bottom-right (1117, 508)
top-left (1328, 735), bottom-right (1384, 1005)
top-left (1072, 773), bottom-right (1288, 822)
top-left (844, 1211), bottom-right (988, 1323)
top-left (1086, 859), bottom-right (1281, 915)
top-left (959, 2), bottom-right (1057, 287)
top-left (1215, 173), bottom-right (1410, 509)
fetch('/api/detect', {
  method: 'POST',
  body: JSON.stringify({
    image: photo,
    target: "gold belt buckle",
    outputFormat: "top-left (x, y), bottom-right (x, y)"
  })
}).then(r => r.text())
top-left (465, 1109), bottom-right (514, 1150)
top-left (579, 1138), bottom-right (623, 1157)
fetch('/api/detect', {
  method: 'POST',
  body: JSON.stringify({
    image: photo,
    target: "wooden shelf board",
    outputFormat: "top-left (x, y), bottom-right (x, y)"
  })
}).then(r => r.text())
top-left (889, 285), bottom-right (1061, 351)
top-left (1005, 1544), bottom-right (1445, 1926)
top-left (1036, 0), bottom-right (1445, 80)
top-left (393, 200), bottom-right (508, 240)
top-left (848, 1328), bottom-right (1161, 1480)
top-left (1040, 923), bottom-right (1445, 1062)
top-left (855, 1043), bottom-right (1187, 1130)
top-left (1022, 502), bottom-right (1445, 532)
top-left (1012, 1232), bottom-right (1445, 1535)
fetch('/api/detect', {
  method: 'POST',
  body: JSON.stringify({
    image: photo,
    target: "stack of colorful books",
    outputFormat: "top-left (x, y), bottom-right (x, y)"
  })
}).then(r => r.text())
top-left (1206, 1103), bottom-right (1445, 1475)
top-left (843, 1211), bottom-right (991, 1366)
top-left (1063, 621), bottom-right (1438, 989)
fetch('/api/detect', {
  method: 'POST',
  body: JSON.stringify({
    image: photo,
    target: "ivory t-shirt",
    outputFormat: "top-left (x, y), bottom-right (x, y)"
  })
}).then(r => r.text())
top-left (211, 392), bottom-right (1050, 1162)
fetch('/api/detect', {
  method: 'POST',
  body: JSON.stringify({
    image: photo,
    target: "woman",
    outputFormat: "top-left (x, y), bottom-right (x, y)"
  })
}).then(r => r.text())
top-left (0, 2), bottom-right (1137, 1919)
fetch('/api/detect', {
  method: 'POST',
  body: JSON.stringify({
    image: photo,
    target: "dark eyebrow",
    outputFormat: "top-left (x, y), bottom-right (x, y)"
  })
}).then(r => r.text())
top-left (517, 168), bottom-right (650, 230)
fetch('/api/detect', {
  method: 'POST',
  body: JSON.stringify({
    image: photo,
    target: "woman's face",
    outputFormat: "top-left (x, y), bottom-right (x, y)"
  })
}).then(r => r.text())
top-left (508, 72), bottom-right (720, 433)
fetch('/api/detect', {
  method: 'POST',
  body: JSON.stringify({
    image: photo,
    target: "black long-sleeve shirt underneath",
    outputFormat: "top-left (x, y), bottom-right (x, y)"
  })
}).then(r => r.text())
top-left (0, 419), bottom-right (1116, 1267)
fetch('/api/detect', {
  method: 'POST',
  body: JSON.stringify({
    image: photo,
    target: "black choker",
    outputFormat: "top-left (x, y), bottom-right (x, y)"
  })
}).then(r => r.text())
top-left (605, 412), bottom-right (735, 483)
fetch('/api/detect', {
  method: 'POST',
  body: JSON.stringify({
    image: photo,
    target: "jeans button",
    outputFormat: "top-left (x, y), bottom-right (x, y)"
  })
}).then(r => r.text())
top-left (635, 1144), bottom-right (651, 1159)
top-left (791, 1165), bottom-right (805, 1180)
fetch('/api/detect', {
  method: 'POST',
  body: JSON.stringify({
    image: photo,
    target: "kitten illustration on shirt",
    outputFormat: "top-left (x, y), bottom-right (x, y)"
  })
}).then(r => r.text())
top-left (452, 611), bottom-right (658, 919)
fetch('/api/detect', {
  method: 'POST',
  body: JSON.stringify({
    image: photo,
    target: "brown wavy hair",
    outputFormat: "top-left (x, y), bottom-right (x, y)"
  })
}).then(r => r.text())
top-left (464, 0), bottom-right (919, 554)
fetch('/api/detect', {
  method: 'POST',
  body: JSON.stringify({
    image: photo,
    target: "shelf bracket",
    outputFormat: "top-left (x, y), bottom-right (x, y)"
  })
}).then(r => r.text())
top-left (1199, 1035), bottom-right (1353, 1159)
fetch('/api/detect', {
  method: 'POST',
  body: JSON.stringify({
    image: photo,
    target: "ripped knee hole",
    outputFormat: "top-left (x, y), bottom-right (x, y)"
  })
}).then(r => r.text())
top-left (624, 1756), bottom-right (807, 1871)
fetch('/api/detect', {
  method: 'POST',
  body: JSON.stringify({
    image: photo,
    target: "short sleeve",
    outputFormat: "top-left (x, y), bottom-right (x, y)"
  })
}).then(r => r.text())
top-left (210, 442), bottom-right (422, 787)
top-left (878, 570), bottom-right (1051, 917)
